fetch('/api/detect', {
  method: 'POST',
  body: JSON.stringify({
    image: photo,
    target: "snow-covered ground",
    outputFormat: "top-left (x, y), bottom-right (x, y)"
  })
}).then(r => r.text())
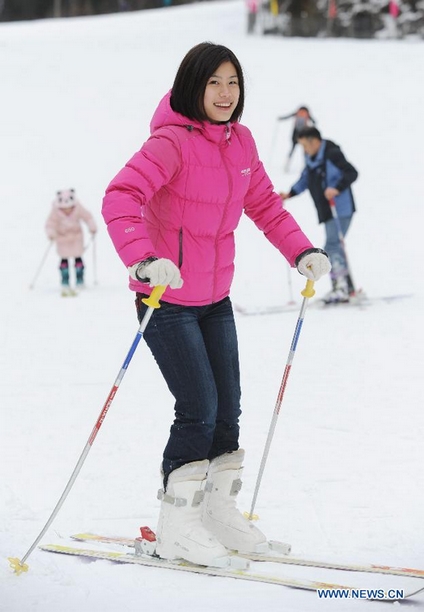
top-left (1, 2), bottom-right (424, 610)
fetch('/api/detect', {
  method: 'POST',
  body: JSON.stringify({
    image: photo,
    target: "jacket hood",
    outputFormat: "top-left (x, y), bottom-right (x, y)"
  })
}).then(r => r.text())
top-left (150, 90), bottom-right (234, 145)
top-left (54, 189), bottom-right (78, 209)
top-left (150, 90), bottom-right (199, 133)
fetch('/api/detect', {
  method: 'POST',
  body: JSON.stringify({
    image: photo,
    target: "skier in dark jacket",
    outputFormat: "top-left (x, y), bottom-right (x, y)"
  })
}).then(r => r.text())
top-left (280, 127), bottom-right (358, 303)
top-left (278, 106), bottom-right (316, 171)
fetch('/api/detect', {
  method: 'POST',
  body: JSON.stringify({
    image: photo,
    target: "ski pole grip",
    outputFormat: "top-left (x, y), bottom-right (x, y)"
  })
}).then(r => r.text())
top-left (142, 285), bottom-right (167, 309)
top-left (301, 279), bottom-right (315, 298)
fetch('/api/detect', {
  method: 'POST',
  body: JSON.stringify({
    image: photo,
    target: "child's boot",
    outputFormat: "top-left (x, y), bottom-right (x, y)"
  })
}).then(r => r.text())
top-left (59, 260), bottom-right (73, 296)
top-left (75, 258), bottom-right (85, 288)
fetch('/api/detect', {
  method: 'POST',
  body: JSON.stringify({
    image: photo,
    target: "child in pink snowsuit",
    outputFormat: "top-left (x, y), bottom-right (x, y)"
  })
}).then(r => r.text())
top-left (45, 189), bottom-right (97, 294)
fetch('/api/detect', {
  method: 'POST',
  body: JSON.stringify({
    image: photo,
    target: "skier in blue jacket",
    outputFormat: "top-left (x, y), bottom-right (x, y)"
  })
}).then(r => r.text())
top-left (280, 127), bottom-right (358, 303)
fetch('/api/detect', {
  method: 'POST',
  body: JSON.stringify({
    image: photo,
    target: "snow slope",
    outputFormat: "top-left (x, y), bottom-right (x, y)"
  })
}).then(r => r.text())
top-left (1, 2), bottom-right (424, 611)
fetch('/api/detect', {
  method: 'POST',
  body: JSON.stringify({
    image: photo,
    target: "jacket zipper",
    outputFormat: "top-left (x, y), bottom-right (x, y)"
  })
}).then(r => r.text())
top-left (178, 228), bottom-right (183, 268)
top-left (212, 140), bottom-right (233, 303)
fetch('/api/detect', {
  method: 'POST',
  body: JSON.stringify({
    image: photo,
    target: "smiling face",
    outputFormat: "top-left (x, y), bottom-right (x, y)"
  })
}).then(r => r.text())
top-left (203, 61), bottom-right (240, 123)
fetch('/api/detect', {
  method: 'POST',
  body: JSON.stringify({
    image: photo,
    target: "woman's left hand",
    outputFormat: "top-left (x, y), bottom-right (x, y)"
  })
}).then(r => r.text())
top-left (296, 250), bottom-right (331, 281)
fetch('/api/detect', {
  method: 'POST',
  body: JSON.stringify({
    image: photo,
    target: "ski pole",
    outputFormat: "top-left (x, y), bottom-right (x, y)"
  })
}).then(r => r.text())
top-left (83, 234), bottom-right (98, 285)
top-left (8, 285), bottom-right (166, 575)
top-left (29, 241), bottom-right (53, 290)
top-left (246, 278), bottom-right (315, 521)
top-left (329, 199), bottom-right (355, 293)
top-left (83, 234), bottom-right (94, 252)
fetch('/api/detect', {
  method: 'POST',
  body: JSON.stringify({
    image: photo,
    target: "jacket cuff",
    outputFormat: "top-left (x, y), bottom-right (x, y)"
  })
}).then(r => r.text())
top-left (134, 256), bottom-right (158, 283)
top-left (295, 247), bottom-right (328, 268)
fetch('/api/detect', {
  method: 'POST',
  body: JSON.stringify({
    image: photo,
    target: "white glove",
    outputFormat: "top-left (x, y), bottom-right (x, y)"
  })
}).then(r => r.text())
top-left (296, 250), bottom-right (331, 281)
top-left (128, 258), bottom-right (183, 289)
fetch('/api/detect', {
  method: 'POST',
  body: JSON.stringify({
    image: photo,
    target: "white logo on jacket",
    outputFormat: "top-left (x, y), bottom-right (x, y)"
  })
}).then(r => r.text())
top-left (125, 226), bottom-right (135, 233)
top-left (240, 168), bottom-right (251, 177)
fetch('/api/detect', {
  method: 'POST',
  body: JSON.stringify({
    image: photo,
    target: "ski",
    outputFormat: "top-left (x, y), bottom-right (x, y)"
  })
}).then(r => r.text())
top-left (37, 543), bottom-right (365, 594)
top-left (39, 543), bottom-right (424, 600)
top-left (70, 532), bottom-right (424, 581)
top-left (71, 530), bottom-right (291, 555)
top-left (318, 292), bottom-right (413, 308)
top-left (61, 287), bottom-right (78, 298)
top-left (234, 302), bottom-right (299, 316)
top-left (235, 293), bottom-right (413, 316)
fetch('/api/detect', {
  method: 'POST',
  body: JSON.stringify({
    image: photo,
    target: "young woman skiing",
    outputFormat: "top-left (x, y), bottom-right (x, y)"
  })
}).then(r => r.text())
top-left (102, 42), bottom-right (330, 568)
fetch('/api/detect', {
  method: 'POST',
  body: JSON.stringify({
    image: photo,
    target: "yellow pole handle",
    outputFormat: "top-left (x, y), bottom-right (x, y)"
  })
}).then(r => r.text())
top-left (301, 279), bottom-right (315, 298)
top-left (142, 285), bottom-right (167, 309)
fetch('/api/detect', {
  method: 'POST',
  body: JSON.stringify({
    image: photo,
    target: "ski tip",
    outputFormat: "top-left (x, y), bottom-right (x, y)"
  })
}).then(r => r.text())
top-left (233, 304), bottom-right (247, 315)
top-left (8, 557), bottom-right (29, 575)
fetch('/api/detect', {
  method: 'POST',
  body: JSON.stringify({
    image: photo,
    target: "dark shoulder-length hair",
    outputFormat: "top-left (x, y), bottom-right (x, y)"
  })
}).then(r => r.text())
top-left (170, 42), bottom-right (245, 123)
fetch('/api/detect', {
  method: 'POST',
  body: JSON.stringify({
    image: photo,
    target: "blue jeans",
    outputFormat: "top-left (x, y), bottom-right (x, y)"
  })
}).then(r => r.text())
top-left (324, 216), bottom-right (352, 281)
top-left (136, 295), bottom-right (241, 484)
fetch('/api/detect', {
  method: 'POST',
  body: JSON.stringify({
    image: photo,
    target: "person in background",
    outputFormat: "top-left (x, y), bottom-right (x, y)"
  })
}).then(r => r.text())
top-left (246, 0), bottom-right (258, 33)
top-left (280, 126), bottom-right (358, 303)
top-left (278, 105), bottom-right (316, 171)
top-left (45, 189), bottom-right (97, 296)
top-left (102, 42), bottom-right (330, 569)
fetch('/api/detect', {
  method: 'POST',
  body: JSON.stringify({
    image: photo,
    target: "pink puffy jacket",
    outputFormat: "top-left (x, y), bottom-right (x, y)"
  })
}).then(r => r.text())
top-left (102, 92), bottom-right (314, 306)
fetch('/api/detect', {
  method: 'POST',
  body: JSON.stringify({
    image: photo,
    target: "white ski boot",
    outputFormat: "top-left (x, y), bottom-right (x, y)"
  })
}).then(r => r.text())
top-left (155, 460), bottom-right (230, 568)
top-left (203, 449), bottom-right (268, 554)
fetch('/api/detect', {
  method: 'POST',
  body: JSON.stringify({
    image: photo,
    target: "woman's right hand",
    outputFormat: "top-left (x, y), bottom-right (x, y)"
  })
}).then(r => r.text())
top-left (128, 258), bottom-right (183, 289)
